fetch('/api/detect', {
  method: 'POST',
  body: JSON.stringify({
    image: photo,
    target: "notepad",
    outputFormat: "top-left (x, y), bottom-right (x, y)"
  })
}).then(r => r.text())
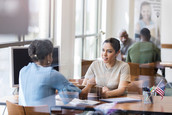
top-left (100, 97), bottom-right (141, 103)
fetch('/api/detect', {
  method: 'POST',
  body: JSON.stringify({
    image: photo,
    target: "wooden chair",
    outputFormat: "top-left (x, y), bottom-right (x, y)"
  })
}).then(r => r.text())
top-left (6, 100), bottom-right (50, 115)
top-left (6, 100), bottom-right (25, 115)
top-left (127, 80), bottom-right (143, 94)
top-left (24, 105), bottom-right (49, 115)
top-left (127, 62), bottom-right (158, 94)
top-left (128, 62), bottom-right (140, 77)
top-left (139, 63), bottom-right (157, 76)
top-left (128, 62), bottom-right (157, 77)
top-left (81, 60), bottom-right (94, 78)
top-left (128, 62), bottom-right (140, 81)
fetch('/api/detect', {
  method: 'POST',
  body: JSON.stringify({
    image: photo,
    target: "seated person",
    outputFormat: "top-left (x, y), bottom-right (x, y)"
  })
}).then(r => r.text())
top-left (82, 38), bottom-right (131, 98)
top-left (19, 40), bottom-right (93, 107)
top-left (119, 30), bottom-right (135, 61)
top-left (126, 28), bottom-right (161, 64)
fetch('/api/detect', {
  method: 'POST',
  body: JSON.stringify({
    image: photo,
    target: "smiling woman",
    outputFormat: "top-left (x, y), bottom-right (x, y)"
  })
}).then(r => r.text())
top-left (82, 38), bottom-right (131, 98)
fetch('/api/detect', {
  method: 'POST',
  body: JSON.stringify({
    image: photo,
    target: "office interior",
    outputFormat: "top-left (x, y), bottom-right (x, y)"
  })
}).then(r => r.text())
top-left (0, 0), bottom-right (172, 114)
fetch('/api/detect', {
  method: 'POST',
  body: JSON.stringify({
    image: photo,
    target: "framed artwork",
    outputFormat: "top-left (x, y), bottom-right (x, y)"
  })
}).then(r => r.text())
top-left (134, 0), bottom-right (161, 48)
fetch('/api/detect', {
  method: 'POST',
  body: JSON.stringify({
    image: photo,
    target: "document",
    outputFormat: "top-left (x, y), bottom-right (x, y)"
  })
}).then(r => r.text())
top-left (100, 97), bottom-right (141, 103)
top-left (68, 98), bottom-right (100, 106)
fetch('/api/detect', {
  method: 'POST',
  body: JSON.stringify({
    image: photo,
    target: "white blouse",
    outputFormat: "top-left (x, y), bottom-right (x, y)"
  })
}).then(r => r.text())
top-left (85, 60), bottom-right (131, 90)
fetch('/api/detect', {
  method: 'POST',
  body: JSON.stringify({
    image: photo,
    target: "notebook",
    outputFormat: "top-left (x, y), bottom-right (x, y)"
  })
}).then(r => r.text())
top-left (100, 97), bottom-right (141, 103)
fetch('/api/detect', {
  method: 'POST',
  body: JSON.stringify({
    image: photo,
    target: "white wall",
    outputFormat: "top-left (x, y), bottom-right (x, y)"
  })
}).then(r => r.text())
top-left (161, 0), bottom-right (172, 82)
top-left (39, 1), bottom-right (50, 38)
top-left (54, 0), bottom-right (76, 79)
top-left (106, 0), bottom-right (113, 38)
top-left (106, 0), bottom-right (135, 39)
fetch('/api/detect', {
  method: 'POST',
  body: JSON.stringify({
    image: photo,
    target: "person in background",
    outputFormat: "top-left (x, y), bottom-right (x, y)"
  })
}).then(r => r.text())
top-left (19, 40), bottom-right (93, 107)
top-left (82, 38), bottom-right (131, 98)
top-left (126, 28), bottom-right (161, 64)
top-left (119, 30), bottom-right (135, 61)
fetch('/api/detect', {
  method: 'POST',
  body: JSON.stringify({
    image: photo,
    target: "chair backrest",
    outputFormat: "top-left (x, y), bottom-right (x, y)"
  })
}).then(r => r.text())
top-left (6, 100), bottom-right (50, 115)
top-left (128, 62), bottom-right (157, 78)
top-left (81, 60), bottom-right (94, 78)
top-left (128, 62), bottom-right (140, 79)
top-left (139, 63), bottom-right (157, 76)
top-left (127, 80), bottom-right (143, 95)
top-left (6, 100), bottom-right (25, 115)
top-left (24, 105), bottom-right (49, 115)
top-left (127, 62), bottom-right (157, 94)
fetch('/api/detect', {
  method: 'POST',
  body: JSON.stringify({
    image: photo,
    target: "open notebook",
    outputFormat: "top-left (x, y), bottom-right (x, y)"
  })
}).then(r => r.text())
top-left (100, 97), bottom-right (141, 103)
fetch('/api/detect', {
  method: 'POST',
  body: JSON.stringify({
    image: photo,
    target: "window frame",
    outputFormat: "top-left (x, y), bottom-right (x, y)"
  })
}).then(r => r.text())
top-left (0, 0), bottom-right (54, 48)
top-left (75, 0), bottom-right (102, 59)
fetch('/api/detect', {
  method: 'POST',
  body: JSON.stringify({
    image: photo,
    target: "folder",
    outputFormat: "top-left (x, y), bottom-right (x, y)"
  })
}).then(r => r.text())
top-left (100, 97), bottom-right (141, 103)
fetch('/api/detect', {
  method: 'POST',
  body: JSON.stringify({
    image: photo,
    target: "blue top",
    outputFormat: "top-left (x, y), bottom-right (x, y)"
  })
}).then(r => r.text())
top-left (138, 20), bottom-right (154, 30)
top-left (19, 63), bottom-right (81, 106)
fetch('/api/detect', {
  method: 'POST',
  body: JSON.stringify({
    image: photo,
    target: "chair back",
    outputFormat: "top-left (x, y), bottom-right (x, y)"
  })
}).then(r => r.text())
top-left (127, 62), bottom-right (158, 94)
top-left (6, 100), bottom-right (50, 115)
top-left (127, 80), bottom-right (143, 94)
top-left (81, 60), bottom-right (94, 78)
top-left (139, 63), bottom-right (157, 76)
top-left (24, 105), bottom-right (49, 115)
top-left (128, 62), bottom-right (157, 80)
top-left (128, 62), bottom-right (140, 81)
top-left (6, 100), bottom-right (25, 115)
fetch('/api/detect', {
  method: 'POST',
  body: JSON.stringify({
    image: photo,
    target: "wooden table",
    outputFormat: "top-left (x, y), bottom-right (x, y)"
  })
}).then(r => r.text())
top-left (160, 62), bottom-right (172, 68)
top-left (114, 94), bottom-right (172, 114)
top-left (156, 62), bottom-right (172, 77)
top-left (52, 94), bottom-right (172, 115)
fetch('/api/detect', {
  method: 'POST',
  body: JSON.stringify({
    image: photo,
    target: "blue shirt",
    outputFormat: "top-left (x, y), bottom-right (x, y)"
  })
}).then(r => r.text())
top-left (19, 63), bottom-right (81, 106)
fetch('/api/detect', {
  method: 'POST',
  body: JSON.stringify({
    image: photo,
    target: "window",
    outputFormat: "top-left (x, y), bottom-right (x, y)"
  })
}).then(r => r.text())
top-left (0, 0), bottom-right (52, 48)
top-left (0, 0), bottom-right (52, 99)
top-left (25, 0), bottom-right (53, 41)
top-left (74, 0), bottom-right (106, 78)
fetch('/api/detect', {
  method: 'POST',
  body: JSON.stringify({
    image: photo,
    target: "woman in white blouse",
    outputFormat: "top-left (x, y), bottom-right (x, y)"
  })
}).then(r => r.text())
top-left (82, 38), bottom-right (131, 98)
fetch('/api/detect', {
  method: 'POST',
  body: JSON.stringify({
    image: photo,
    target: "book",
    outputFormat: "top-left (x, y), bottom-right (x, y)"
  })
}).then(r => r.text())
top-left (99, 97), bottom-right (141, 103)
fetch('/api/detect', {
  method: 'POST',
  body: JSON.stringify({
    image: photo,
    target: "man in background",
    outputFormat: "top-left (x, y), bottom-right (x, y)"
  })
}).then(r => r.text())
top-left (119, 30), bottom-right (135, 61)
top-left (126, 28), bottom-right (161, 64)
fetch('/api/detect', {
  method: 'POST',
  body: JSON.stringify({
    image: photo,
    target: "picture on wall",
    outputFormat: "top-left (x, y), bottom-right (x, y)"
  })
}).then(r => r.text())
top-left (134, 0), bottom-right (161, 48)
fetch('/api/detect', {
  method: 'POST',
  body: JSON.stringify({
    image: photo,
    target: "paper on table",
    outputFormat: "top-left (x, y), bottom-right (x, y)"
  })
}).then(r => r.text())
top-left (68, 98), bottom-right (100, 106)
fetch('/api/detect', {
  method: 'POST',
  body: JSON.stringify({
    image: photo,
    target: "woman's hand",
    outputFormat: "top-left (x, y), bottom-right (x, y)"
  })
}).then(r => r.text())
top-left (102, 86), bottom-right (110, 98)
top-left (101, 81), bottom-right (129, 98)
top-left (87, 77), bottom-right (96, 87)
top-left (102, 86), bottom-right (109, 93)
top-left (80, 78), bottom-right (96, 99)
